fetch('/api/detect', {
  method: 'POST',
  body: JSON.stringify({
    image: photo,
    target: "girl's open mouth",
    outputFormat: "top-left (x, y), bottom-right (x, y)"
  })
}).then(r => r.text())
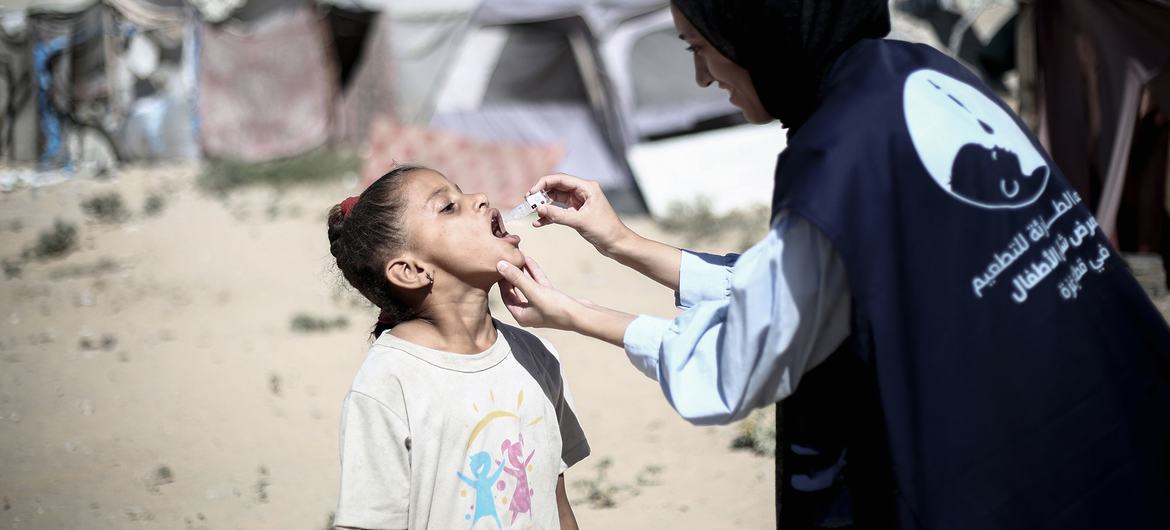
top-left (490, 209), bottom-right (521, 246)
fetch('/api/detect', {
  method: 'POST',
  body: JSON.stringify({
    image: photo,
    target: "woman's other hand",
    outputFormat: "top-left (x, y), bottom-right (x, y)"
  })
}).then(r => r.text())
top-left (529, 173), bottom-right (634, 258)
top-left (497, 256), bottom-right (637, 347)
top-left (496, 256), bottom-right (582, 330)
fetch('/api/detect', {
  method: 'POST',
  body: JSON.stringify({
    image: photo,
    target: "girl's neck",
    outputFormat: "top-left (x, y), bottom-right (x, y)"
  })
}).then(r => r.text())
top-left (391, 283), bottom-right (497, 354)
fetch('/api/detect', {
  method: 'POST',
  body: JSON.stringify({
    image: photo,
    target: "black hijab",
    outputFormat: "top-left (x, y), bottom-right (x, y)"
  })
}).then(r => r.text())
top-left (672, 0), bottom-right (891, 133)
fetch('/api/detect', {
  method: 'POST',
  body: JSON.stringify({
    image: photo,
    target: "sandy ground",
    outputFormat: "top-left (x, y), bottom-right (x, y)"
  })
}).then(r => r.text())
top-left (3, 164), bottom-right (1168, 530)
top-left (0, 166), bottom-right (774, 530)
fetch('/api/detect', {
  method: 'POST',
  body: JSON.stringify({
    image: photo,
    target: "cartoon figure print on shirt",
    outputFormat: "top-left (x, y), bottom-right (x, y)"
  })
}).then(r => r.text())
top-left (903, 69), bottom-right (1050, 209)
top-left (500, 434), bottom-right (536, 525)
top-left (458, 389), bottom-right (546, 529)
top-left (458, 452), bottom-right (507, 529)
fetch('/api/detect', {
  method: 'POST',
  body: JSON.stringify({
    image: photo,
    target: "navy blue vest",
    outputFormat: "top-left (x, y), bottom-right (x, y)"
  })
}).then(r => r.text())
top-left (772, 39), bottom-right (1170, 530)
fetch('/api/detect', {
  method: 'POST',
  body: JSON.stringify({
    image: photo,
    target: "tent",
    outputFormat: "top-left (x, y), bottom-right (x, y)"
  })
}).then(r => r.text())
top-left (422, 0), bottom-right (743, 212)
top-left (352, 0), bottom-right (756, 213)
top-left (1, 0), bottom-right (199, 169)
top-left (5, 0), bottom-right (780, 215)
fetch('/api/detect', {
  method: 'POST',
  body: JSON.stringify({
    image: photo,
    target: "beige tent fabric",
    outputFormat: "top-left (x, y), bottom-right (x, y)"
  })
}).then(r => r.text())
top-left (198, 6), bottom-right (337, 161)
top-left (104, 0), bottom-right (184, 33)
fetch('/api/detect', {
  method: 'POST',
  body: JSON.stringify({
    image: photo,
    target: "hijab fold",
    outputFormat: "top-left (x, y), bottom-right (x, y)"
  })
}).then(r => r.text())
top-left (673, 0), bottom-right (890, 133)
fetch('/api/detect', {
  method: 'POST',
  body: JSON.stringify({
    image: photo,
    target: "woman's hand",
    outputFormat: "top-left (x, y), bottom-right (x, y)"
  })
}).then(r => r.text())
top-left (497, 256), bottom-right (637, 347)
top-left (530, 173), bottom-right (686, 292)
top-left (529, 174), bottom-right (634, 258)
top-left (496, 256), bottom-right (584, 330)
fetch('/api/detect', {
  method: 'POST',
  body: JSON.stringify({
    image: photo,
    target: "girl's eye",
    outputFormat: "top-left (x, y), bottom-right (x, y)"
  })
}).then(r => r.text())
top-left (441, 202), bottom-right (455, 213)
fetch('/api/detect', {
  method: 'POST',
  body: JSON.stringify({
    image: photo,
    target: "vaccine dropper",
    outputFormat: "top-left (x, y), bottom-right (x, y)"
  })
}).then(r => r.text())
top-left (502, 191), bottom-right (552, 223)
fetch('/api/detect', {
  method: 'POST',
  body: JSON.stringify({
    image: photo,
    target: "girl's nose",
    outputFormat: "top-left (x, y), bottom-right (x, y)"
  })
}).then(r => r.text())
top-left (471, 193), bottom-right (489, 210)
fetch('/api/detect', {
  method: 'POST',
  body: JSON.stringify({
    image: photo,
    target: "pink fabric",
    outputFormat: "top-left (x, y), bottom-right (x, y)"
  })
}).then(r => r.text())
top-left (360, 118), bottom-right (564, 209)
top-left (199, 8), bottom-right (337, 161)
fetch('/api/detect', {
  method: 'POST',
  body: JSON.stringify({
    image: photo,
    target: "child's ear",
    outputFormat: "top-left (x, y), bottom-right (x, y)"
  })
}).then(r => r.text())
top-left (385, 255), bottom-right (432, 290)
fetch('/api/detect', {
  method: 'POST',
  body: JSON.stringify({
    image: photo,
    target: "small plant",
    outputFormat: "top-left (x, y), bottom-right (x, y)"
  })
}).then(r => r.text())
top-left (25, 219), bottom-right (79, 260)
top-left (147, 464), bottom-right (175, 493)
top-left (731, 407), bottom-right (777, 457)
top-left (659, 198), bottom-right (770, 251)
top-left (290, 313), bottom-right (349, 333)
top-left (184, 512), bottom-right (208, 530)
top-left (571, 458), bottom-right (622, 509)
top-left (2, 259), bottom-right (21, 279)
top-left (80, 334), bottom-right (118, 351)
top-left (635, 465), bottom-right (663, 487)
top-left (81, 192), bottom-right (130, 223)
top-left (143, 193), bottom-right (166, 217)
top-left (268, 373), bottom-right (282, 396)
top-left (256, 466), bottom-right (270, 503)
top-left (198, 149), bottom-right (359, 196)
top-left (48, 258), bottom-right (120, 280)
top-left (124, 507), bottom-right (154, 522)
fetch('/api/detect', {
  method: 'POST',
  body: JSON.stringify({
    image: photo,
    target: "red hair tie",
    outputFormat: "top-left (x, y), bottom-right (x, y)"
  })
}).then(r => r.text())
top-left (339, 196), bottom-right (360, 219)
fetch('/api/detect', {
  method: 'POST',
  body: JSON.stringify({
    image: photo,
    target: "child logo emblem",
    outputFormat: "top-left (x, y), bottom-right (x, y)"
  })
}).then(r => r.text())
top-left (903, 69), bottom-right (1050, 210)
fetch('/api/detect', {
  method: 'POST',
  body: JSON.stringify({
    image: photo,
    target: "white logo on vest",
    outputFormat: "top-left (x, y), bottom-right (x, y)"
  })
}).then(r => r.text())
top-left (903, 69), bottom-right (1050, 210)
top-left (903, 69), bottom-right (1112, 304)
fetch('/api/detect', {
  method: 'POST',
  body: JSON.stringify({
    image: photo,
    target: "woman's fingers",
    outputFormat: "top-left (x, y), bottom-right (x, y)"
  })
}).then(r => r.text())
top-left (534, 174), bottom-right (597, 205)
top-left (523, 256), bottom-right (552, 287)
top-left (533, 204), bottom-right (584, 229)
top-left (499, 279), bottom-right (528, 305)
top-left (530, 173), bottom-right (588, 195)
top-left (497, 260), bottom-right (537, 295)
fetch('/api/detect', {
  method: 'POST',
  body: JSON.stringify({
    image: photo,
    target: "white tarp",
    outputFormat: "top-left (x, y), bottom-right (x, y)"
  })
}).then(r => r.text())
top-left (629, 122), bottom-right (786, 217)
top-left (0, 1), bottom-right (97, 14)
top-left (319, 0), bottom-right (480, 16)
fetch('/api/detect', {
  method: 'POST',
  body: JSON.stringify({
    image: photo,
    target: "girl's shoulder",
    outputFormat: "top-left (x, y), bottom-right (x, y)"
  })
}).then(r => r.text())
top-left (494, 322), bottom-right (568, 399)
top-left (347, 343), bottom-right (410, 409)
top-left (495, 321), bottom-right (561, 361)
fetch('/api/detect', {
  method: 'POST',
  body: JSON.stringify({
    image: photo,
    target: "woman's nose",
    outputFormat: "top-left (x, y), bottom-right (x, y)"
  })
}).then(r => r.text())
top-left (472, 193), bottom-right (489, 210)
top-left (693, 55), bottom-right (714, 88)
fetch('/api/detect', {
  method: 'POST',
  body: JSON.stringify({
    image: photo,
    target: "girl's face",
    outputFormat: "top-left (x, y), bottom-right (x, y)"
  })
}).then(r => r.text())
top-left (398, 169), bottom-right (525, 287)
top-left (671, 4), bottom-right (772, 124)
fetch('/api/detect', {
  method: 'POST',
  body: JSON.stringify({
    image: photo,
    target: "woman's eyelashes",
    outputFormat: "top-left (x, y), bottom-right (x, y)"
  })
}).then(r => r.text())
top-left (441, 201), bottom-right (456, 214)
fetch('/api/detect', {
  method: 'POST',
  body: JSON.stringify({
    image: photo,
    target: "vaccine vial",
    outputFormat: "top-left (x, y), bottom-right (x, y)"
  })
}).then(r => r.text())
top-left (502, 191), bottom-right (552, 223)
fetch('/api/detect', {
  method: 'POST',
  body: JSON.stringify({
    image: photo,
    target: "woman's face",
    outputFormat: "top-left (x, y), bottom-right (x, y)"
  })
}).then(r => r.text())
top-left (671, 4), bottom-right (772, 124)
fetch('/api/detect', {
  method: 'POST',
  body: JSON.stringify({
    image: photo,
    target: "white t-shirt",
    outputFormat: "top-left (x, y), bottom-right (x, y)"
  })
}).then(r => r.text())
top-left (335, 321), bottom-right (590, 530)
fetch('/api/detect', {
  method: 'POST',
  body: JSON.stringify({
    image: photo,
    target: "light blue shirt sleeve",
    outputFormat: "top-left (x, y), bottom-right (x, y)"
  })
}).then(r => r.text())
top-left (623, 212), bottom-right (852, 425)
top-left (675, 251), bottom-right (739, 309)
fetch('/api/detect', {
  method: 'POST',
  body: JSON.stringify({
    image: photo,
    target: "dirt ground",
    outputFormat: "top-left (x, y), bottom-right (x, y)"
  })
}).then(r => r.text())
top-left (0, 166), bottom-right (774, 530)
top-left (2, 165), bottom-right (1168, 530)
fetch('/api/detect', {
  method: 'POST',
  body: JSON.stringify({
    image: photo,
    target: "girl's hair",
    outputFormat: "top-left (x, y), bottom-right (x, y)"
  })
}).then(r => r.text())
top-left (327, 165), bottom-right (424, 337)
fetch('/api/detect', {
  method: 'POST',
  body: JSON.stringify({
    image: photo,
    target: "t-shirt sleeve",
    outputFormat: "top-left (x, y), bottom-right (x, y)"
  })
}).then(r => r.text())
top-left (335, 391), bottom-right (411, 530)
top-left (538, 337), bottom-right (590, 473)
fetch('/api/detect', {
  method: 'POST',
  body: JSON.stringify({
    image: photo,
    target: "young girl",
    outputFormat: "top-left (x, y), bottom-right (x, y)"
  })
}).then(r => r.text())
top-left (328, 165), bottom-right (588, 530)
